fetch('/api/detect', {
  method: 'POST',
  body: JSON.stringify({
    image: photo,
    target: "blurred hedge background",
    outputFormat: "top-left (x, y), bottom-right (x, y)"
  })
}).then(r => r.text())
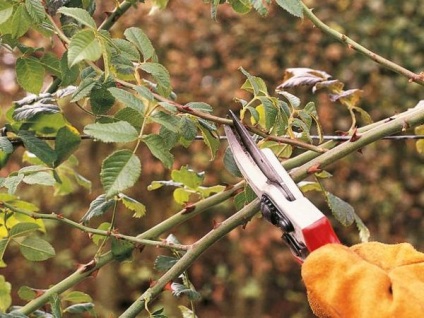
top-left (1, 0), bottom-right (423, 317)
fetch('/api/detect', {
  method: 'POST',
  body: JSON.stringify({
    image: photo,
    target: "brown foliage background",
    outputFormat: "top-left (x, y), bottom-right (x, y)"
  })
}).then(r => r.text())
top-left (1, 1), bottom-right (423, 317)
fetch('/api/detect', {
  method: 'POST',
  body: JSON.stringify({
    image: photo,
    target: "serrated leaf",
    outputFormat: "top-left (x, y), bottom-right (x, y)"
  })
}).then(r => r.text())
top-left (90, 82), bottom-right (116, 115)
top-left (223, 147), bottom-right (242, 178)
top-left (68, 29), bottom-right (102, 67)
top-left (16, 57), bottom-right (45, 94)
top-left (178, 116), bottom-right (197, 142)
top-left (108, 87), bottom-right (145, 114)
top-left (101, 150), bottom-right (141, 198)
top-left (81, 195), bottom-right (115, 223)
top-left (134, 85), bottom-right (154, 101)
top-left (154, 255), bottom-right (178, 271)
top-left (25, 0), bottom-right (46, 23)
top-left (173, 188), bottom-right (193, 204)
top-left (143, 134), bottom-right (174, 168)
top-left (171, 282), bottom-right (201, 301)
top-left (138, 62), bottom-right (171, 97)
top-left (19, 236), bottom-right (55, 261)
top-left (258, 97), bottom-right (277, 130)
top-left (124, 27), bottom-right (155, 61)
top-left (298, 181), bottom-right (322, 193)
top-left (171, 166), bottom-right (204, 189)
top-left (112, 38), bottom-right (140, 61)
top-left (11, 4), bottom-right (31, 38)
top-left (185, 102), bottom-right (213, 113)
top-left (58, 7), bottom-right (96, 29)
top-left (4, 174), bottom-right (24, 194)
top-left (325, 192), bottom-right (355, 227)
top-left (276, 90), bottom-right (301, 108)
top-left (64, 303), bottom-right (95, 314)
top-left (60, 52), bottom-right (79, 86)
top-left (111, 237), bottom-right (133, 262)
top-left (150, 111), bottom-right (180, 133)
top-left (71, 77), bottom-right (97, 102)
top-left (18, 131), bottom-right (57, 167)
top-left (63, 291), bottom-right (93, 304)
top-left (23, 171), bottom-right (56, 186)
top-left (39, 52), bottom-right (61, 77)
top-left (18, 285), bottom-right (37, 301)
top-left (229, 0), bottom-right (251, 14)
top-left (84, 121), bottom-right (139, 143)
top-left (0, 2), bottom-right (13, 25)
top-left (0, 137), bottom-right (13, 154)
top-left (198, 122), bottom-right (219, 160)
top-left (0, 275), bottom-right (12, 312)
top-left (0, 240), bottom-right (9, 267)
top-left (119, 193), bottom-right (146, 218)
top-left (115, 107), bottom-right (143, 130)
top-left (275, 0), bottom-right (303, 17)
top-left (54, 125), bottom-right (81, 167)
top-left (240, 67), bottom-right (268, 96)
top-left (91, 222), bottom-right (111, 245)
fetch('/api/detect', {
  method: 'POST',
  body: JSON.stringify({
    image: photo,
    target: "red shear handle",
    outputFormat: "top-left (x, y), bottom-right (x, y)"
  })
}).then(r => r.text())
top-left (302, 217), bottom-right (340, 253)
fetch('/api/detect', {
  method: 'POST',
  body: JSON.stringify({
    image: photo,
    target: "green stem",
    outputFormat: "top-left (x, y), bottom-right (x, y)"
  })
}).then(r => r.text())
top-left (98, 1), bottom-right (135, 31)
top-left (15, 182), bottom-right (243, 315)
top-left (301, 2), bottom-right (424, 86)
top-left (119, 200), bottom-right (261, 318)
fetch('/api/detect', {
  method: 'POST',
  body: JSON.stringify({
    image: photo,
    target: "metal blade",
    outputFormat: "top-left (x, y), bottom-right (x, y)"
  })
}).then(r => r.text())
top-left (228, 111), bottom-right (295, 201)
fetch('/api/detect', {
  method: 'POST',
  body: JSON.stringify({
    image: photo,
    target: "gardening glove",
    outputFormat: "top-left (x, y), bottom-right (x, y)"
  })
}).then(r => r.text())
top-left (301, 242), bottom-right (424, 318)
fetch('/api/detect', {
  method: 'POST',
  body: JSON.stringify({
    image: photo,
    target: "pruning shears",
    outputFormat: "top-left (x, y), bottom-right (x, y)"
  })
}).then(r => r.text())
top-left (224, 111), bottom-right (340, 263)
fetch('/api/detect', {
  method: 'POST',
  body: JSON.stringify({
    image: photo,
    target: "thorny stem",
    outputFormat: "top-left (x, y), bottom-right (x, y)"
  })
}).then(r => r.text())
top-left (301, 2), bottom-right (424, 86)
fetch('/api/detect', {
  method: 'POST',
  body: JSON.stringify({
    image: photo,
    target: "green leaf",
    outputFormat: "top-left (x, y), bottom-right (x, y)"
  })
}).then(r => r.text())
top-left (143, 134), bottom-right (174, 168)
top-left (64, 303), bottom-right (95, 314)
top-left (178, 116), bottom-right (197, 143)
top-left (171, 282), bottom-right (201, 301)
top-left (240, 67), bottom-right (268, 96)
top-left (325, 192), bottom-right (355, 227)
top-left (115, 107), bottom-right (143, 130)
top-left (119, 193), bottom-right (146, 218)
top-left (173, 188), bottom-right (193, 204)
top-left (80, 194), bottom-right (115, 223)
top-left (229, 0), bottom-right (251, 14)
top-left (154, 255), bottom-right (178, 271)
top-left (9, 222), bottom-right (40, 239)
top-left (354, 214), bottom-right (370, 243)
top-left (197, 185), bottom-right (226, 197)
top-left (111, 237), bottom-right (134, 262)
top-left (185, 102), bottom-right (213, 113)
top-left (3, 174), bottom-right (24, 194)
top-left (90, 82), bottom-right (116, 115)
top-left (258, 97), bottom-right (277, 130)
top-left (23, 171), bottom-right (56, 186)
top-left (223, 147), bottom-right (242, 177)
top-left (49, 293), bottom-right (61, 318)
top-left (18, 131), bottom-right (57, 167)
top-left (112, 38), bottom-right (140, 61)
top-left (277, 90), bottom-right (301, 108)
top-left (139, 62), bottom-right (171, 97)
top-left (108, 87), bottom-right (145, 114)
top-left (124, 27), bottom-right (155, 61)
top-left (150, 111), bottom-right (180, 133)
top-left (71, 77), bottom-right (97, 102)
top-left (25, 0), bottom-right (46, 24)
top-left (0, 275), bottom-right (11, 312)
top-left (171, 166), bottom-right (204, 190)
top-left (11, 4), bottom-right (32, 38)
top-left (16, 57), bottom-right (45, 94)
top-left (91, 222), bottom-right (111, 245)
top-left (54, 125), bottom-right (81, 167)
top-left (84, 121), bottom-right (139, 143)
top-left (63, 291), bottom-right (93, 304)
top-left (249, 0), bottom-right (268, 15)
top-left (58, 7), bottom-right (96, 29)
top-left (19, 236), bottom-right (55, 261)
top-left (275, 0), bottom-right (303, 18)
top-left (18, 285), bottom-right (37, 301)
top-left (0, 137), bottom-right (13, 154)
top-left (60, 52), bottom-right (79, 86)
top-left (0, 239), bottom-right (9, 267)
top-left (68, 29), bottom-right (102, 67)
top-left (198, 122), bottom-right (220, 160)
top-left (101, 150), bottom-right (141, 198)
top-left (0, 2), bottom-right (13, 25)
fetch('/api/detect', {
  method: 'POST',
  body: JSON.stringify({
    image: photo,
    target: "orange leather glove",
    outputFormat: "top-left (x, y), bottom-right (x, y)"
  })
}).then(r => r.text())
top-left (301, 242), bottom-right (424, 318)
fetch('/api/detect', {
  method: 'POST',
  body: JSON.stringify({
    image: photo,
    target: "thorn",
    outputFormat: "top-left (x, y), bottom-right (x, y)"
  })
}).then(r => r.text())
top-left (164, 281), bottom-right (173, 291)
top-left (78, 260), bottom-right (97, 273)
top-left (349, 127), bottom-right (361, 142)
top-left (182, 203), bottom-right (196, 214)
top-left (212, 219), bottom-right (221, 229)
top-left (307, 163), bottom-right (322, 174)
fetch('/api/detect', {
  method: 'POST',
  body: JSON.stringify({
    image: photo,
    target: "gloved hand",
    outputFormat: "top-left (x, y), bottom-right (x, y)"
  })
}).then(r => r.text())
top-left (301, 242), bottom-right (424, 318)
